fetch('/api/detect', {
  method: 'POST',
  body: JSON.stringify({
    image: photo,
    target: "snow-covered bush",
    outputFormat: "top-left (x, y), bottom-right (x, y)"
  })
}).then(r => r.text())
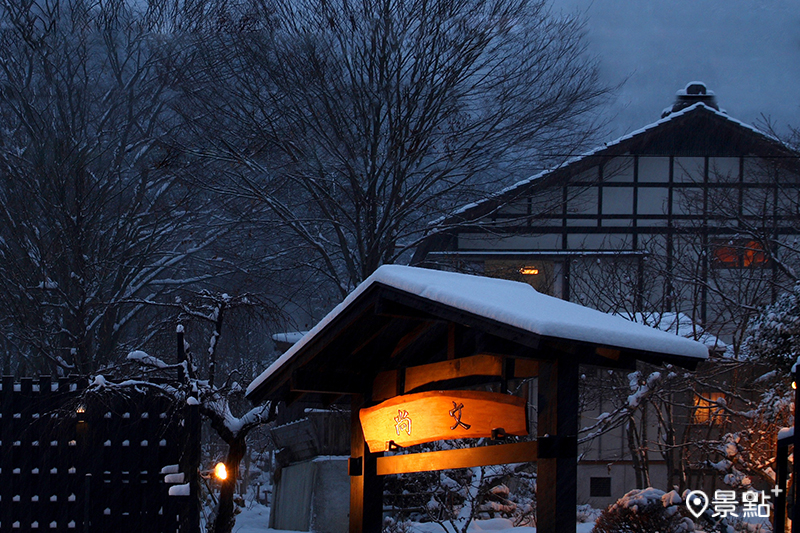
top-left (591, 488), bottom-right (694, 533)
top-left (592, 488), bottom-right (737, 533)
top-left (745, 281), bottom-right (800, 371)
top-left (576, 504), bottom-right (603, 524)
top-left (383, 444), bottom-right (536, 532)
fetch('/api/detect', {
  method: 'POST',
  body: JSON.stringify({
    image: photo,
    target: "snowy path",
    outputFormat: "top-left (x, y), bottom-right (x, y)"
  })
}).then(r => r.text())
top-left (231, 503), bottom-right (597, 533)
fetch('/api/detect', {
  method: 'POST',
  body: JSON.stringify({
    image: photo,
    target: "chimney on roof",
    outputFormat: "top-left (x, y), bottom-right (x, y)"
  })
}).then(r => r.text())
top-left (661, 82), bottom-right (720, 118)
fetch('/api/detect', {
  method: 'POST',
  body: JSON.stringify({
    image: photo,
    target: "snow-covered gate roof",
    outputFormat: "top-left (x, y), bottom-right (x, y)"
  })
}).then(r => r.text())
top-left (246, 265), bottom-right (707, 404)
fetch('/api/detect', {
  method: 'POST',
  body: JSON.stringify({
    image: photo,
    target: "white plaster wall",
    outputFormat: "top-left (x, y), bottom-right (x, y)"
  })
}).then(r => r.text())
top-left (270, 457), bottom-right (350, 533)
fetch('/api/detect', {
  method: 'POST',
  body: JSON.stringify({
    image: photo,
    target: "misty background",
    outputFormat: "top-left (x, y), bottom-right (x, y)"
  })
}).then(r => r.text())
top-left (552, 0), bottom-right (800, 137)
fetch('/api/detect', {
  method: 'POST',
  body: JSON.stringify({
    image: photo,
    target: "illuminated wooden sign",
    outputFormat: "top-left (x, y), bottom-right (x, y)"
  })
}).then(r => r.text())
top-left (359, 390), bottom-right (527, 452)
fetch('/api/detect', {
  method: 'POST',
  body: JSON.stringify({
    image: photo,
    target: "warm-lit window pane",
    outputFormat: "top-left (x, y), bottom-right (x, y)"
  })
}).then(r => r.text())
top-left (712, 239), bottom-right (768, 268)
top-left (713, 245), bottom-right (739, 266)
top-left (742, 241), bottom-right (767, 267)
top-left (693, 392), bottom-right (725, 424)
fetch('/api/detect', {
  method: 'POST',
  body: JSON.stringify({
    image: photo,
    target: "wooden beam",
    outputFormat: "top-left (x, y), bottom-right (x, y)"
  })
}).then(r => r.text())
top-left (373, 354), bottom-right (538, 401)
top-left (372, 370), bottom-right (399, 403)
top-left (351, 322), bottom-right (393, 356)
top-left (390, 322), bottom-right (435, 359)
top-left (359, 390), bottom-right (528, 452)
top-left (537, 358), bottom-right (579, 533)
top-left (349, 395), bottom-right (383, 533)
top-left (290, 369), bottom-right (365, 395)
top-left (405, 354), bottom-right (504, 392)
top-left (376, 441), bottom-right (537, 476)
top-left (595, 347), bottom-right (620, 361)
top-left (447, 323), bottom-right (456, 360)
top-left (375, 288), bottom-right (542, 350)
top-left (509, 358), bottom-right (538, 379)
top-left (374, 295), bottom-right (445, 322)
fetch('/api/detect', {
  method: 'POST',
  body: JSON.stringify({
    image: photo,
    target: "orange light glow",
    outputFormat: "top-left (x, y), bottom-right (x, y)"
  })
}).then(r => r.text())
top-left (519, 267), bottom-right (539, 275)
top-left (76, 405), bottom-right (86, 414)
top-left (214, 462), bottom-right (227, 481)
top-left (793, 381), bottom-right (797, 390)
top-left (359, 390), bottom-right (528, 452)
top-left (692, 392), bottom-right (725, 424)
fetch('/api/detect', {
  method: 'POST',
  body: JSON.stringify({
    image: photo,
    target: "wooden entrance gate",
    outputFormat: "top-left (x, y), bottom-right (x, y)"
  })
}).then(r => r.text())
top-left (246, 265), bottom-right (708, 533)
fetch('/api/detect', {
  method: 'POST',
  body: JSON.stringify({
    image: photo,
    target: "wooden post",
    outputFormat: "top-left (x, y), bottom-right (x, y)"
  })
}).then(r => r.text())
top-left (186, 402), bottom-right (201, 533)
top-left (83, 473), bottom-right (92, 533)
top-left (349, 395), bottom-right (384, 533)
top-left (537, 358), bottom-right (579, 533)
top-left (776, 438), bottom-right (789, 533)
top-left (794, 363), bottom-right (800, 533)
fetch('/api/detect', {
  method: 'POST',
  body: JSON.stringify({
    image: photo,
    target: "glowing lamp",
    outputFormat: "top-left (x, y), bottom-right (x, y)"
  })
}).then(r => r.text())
top-left (214, 462), bottom-right (227, 480)
top-left (793, 381), bottom-right (797, 390)
top-left (519, 267), bottom-right (539, 275)
top-left (214, 463), bottom-right (228, 481)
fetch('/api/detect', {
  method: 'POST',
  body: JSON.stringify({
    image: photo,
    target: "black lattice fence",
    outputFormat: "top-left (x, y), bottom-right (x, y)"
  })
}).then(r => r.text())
top-left (0, 376), bottom-right (200, 532)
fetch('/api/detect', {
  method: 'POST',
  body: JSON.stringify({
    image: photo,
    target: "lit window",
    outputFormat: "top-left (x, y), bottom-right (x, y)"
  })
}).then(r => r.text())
top-left (712, 240), bottom-right (767, 268)
top-left (693, 392), bottom-right (725, 424)
top-left (519, 266), bottom-right (539, 275)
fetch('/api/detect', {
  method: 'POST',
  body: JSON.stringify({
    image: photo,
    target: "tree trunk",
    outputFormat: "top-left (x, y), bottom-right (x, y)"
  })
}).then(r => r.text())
top-left (212, 435), bottom-right (247, 533)
top-left (627, 418), bottom-right (645, 488)
top-left (639, 403), bottom-right (651, 487)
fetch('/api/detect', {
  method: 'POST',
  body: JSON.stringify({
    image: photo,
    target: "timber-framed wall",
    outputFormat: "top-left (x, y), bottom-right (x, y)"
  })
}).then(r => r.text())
top-left (413, 103), bottom-right (800, 328)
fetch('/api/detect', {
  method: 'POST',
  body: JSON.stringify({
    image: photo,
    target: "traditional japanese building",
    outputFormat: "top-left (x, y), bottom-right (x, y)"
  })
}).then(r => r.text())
top-left (413, 82), bottom-right (800, 347)
top-left (412, 83), bottom-right (800, 506)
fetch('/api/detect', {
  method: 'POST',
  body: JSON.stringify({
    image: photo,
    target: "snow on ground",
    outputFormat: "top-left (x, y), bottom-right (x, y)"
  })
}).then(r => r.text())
top-left (388, 519), bottom-right (597, 533)
top-left (231, 502), bottom-right (770, 533)
top-left (232, 504), bottom-right (597, 533)
top-left (232, 502), bottom-right (275, 532)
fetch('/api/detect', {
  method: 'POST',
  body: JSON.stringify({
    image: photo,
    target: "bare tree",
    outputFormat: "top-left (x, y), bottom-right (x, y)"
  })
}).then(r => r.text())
top-left (91, 291), bottom-right (278, 533)
top-left (177, 0), bottom-right (611, 296)
top-left (578, 354), bottom-right (790, 498)
top-left (0, 0), bottom-right (225, 374)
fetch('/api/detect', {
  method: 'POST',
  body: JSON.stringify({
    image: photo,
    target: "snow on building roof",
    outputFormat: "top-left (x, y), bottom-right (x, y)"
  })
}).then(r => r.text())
top-left (247, 265), bottom-right (708, 398)
top-left (271, 331), bottom-right (308, 345)
top-left (434, 102), bottom-right (784, 227)
top-left (622, 312), bottom-right (727, 353)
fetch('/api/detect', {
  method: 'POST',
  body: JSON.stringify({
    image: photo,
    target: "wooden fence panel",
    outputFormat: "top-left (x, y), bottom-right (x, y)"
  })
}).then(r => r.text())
top-left (0, 376), bottom-right (199, 532)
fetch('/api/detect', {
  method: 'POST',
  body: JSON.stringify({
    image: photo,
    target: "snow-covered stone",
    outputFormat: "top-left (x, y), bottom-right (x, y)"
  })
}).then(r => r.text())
top-left (168, 483), bottom-right (191, 496)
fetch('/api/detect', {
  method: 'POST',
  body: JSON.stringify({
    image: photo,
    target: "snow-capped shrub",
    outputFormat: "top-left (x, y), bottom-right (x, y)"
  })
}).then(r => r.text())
top-left (745, 281), bottom-right (800, 371)
top-left (591, 488), bottom-right (694, 533)
top-left (576, 504), bottom-right (602, 523)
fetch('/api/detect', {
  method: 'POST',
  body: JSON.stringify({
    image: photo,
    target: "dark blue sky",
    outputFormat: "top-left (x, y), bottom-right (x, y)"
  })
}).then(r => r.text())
top-left (552, 0), bottom-right (800, 139)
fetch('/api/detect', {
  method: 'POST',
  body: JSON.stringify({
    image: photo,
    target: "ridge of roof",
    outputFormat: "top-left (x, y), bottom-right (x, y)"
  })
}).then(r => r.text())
top-left (434, 103), bottom-right (784, 226)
